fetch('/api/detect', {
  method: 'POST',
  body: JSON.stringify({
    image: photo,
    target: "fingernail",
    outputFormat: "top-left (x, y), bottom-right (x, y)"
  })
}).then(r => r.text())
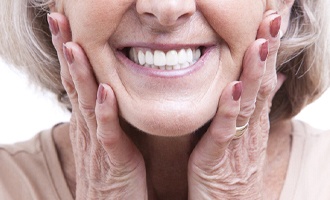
top-left (259, 40), bottom-right (269, 62)
top-left (63, 44), bottom-right (74, 64)
top-left (270, 16), bottom-right (281, 38)
top-left (232, 81), bottom-right (242, 101)
top-left (47, 14), bottom-right (59, 36)
top-left (97, 84), bottom-right (107, 104)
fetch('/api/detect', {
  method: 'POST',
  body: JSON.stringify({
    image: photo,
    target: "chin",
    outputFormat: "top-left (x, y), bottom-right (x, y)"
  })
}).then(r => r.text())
top-left (119, 100), bottom-right (218, 137)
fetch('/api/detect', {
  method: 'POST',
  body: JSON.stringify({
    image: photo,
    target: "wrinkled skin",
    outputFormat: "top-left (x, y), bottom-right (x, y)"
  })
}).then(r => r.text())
top-left (48, 0), bottom-right (290, 198)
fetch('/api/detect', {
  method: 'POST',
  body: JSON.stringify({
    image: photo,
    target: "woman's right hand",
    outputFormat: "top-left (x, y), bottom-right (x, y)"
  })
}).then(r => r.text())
top-left (48, 13), bottom-right (148, 199)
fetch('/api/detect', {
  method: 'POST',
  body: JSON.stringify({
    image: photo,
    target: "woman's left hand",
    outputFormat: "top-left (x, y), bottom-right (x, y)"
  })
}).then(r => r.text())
top-left (188, 11), bottom-right (284, 199)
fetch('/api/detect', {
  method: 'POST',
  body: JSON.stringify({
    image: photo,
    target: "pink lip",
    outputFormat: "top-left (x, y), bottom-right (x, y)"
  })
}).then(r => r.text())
top-left (115, 45), bottom-right (216, 78)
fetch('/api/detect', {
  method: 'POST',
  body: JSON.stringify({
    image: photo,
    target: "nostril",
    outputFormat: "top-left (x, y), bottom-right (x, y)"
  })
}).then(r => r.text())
top-left (136, 0), bottom-right (196, 27)
top-left (178, 13), bottom-right (192, 21)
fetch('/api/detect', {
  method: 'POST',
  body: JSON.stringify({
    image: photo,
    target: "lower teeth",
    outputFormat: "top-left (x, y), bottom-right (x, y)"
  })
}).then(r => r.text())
top-left (143, 61), bottom-right (195, 70)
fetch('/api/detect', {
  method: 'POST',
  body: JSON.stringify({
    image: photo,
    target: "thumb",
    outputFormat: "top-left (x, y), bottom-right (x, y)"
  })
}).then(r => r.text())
top-left (95, 84), bottom-right (142, 168)
top-left (190, 81), bottom-right (241, 167)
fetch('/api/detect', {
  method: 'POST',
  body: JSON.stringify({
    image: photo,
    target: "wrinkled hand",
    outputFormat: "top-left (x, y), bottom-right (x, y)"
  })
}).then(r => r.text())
top-left (48, 13), bottom-right (147, 199)
top-left (48, 9), bottom-right (285, 199)
top-left (187, 11), bottom-right (285, 199)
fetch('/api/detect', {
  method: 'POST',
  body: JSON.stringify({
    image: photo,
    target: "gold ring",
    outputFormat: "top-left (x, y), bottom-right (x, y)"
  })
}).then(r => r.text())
top-left (234, 122), bottom-right (249, 139)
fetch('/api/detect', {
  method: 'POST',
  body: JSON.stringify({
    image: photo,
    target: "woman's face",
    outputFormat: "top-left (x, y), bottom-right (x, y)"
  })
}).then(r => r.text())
top-left (61, 0), bottom-right (266, 136)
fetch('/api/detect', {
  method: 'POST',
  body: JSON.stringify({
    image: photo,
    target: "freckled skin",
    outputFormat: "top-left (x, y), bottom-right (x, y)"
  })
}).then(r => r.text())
top-left (61, 0), bottom-right (264, 136)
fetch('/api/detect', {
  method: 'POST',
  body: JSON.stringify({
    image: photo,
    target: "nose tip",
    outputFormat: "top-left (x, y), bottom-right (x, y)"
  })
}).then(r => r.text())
top-left (137, 0), bottom-right (196, 27)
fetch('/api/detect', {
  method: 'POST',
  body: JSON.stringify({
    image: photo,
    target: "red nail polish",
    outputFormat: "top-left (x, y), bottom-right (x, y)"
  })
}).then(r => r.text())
top-left (97, 84), bottom-right (107, 104)
top-left (270, 16), bottom-right (281, 38)
top-left (233, 82), bottom-right (242, 101)
top-left (47, 14), bottom-right (59, 36)
top-left (63, 44), bottom-right (74, 64)
top-left (259, 40), bottom-right (269, 62)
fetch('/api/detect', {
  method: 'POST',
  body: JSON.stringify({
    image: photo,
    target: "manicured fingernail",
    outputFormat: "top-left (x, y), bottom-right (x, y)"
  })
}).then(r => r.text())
top-left (47, 14), bottom-right (59, 36)
top-left (232, 81), bottom-right (242, 101)
top-left (97, 84), bottom-right (107, 104)
top-left (259, 40), bottom-right (269, 62)
top-left (63, 44), bottom-right (74, 64)
top-left (270, 16), bottom-right (281, 38)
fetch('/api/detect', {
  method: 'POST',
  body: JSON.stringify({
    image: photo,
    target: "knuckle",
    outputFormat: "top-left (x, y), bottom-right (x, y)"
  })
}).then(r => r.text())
top-left (98, 132), bottom-right (120, 147)
top-left (67, 89), bottom-right (78, 103)
top-left (269, 40), bottom-right (280, 54)
top-left (70, 66), bottom-right (90, 83)
top-left (209, 128), bottom-right (233, 144)
top-left (96, 107), bottom-right (116, 125)
top-left (72, 70), bottom-right (86, 83)
top-left (70, 119), bottom-right (91, 152)
top-left (239, 100), bottom-right (256, 120)
top-left (223, 107), bottom-right (239, 119)
top-left (258, 78), bottom-right (277, 100)
top-left (78, 99), bottom-right (96, 120)
top-left (61, 74), bottom-right (75, 94)
top-left (97, 111), bottom-right (111, 123)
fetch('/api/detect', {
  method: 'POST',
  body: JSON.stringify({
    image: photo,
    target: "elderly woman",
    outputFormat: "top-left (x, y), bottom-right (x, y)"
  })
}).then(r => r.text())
top-left (1, 0), bottom-right (330, 199)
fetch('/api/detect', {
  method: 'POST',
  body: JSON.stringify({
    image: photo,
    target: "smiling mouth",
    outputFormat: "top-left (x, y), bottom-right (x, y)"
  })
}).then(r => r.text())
top-left (123, 47), bottom-right (204, 70)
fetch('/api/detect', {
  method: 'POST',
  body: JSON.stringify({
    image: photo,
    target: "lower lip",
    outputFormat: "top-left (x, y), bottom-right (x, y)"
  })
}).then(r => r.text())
top-left (115, 46), bottom-right (216, 78)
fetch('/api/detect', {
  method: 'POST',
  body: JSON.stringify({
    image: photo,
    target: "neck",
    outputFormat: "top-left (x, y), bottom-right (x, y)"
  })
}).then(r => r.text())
top-left (121, 119), bottom-right (208, 199)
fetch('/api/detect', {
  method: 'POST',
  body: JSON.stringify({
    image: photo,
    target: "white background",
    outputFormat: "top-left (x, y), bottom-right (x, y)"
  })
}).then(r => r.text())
top-left (0, 60), bottom-right (329, 144)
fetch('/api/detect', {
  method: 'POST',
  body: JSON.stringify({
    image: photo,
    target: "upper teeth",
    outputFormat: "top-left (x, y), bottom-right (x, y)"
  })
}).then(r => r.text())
top-left (129, 48), bottom-right (201, 70)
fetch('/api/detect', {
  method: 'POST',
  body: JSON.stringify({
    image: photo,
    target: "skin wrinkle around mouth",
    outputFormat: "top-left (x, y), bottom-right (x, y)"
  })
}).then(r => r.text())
top-left (121, 44), bottom-right (222, 102)
top-left (100, 42), bottom-right (135, 101)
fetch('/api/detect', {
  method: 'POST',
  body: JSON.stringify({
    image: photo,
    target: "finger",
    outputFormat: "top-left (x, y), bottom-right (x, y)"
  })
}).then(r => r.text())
top-left (47, 13), bottom-right (73, 97)
top-left (236, 39), bottom-right (268, 126)
top-left (95, 84), bottom-right (143, 168)
top-left (48, 13), bottom-right (87, 149)
top-left (63, 42), bottom-right (99, 147)
top-left (267, 72), bottom-right (286, 112)
top-left (190, 81), bottom-right (241, 166)
top-left (253, 12), bottom-right (282, 118)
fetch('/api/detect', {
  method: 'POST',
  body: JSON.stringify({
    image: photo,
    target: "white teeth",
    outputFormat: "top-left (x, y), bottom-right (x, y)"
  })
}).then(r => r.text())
top-left (166, 50), bottom-right (178, 66)
top-left (145, 51), bottom-right (153, 65)
top-left (173, 64), bottom-right (181, 70)
top-left (129, 47), bottom-right (202, 70)
top-left (186, 49), bottom-right (193, 63)
top-left (194, 49), bottom-right (201, 61)
top-left (154, 50), bottom-right (166, 66)
top-left (138, 51), bottom-right (146, 65)
top-left (181, 62), bottom-right (190, 69)
top-left (178, 49), bottom-right (187, 64)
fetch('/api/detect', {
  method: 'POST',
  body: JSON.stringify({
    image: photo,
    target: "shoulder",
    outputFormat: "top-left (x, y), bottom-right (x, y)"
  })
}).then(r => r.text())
top-left (284, 120), bottom-right (330, 199)
top-left (0, 129), bottom-right (67, 199)
top-left (292, 119), bottom-right (330, 139)
top-left (0, 132), bottom-right (43, 156)
top-left (291, 120), bottom-right (330, 164)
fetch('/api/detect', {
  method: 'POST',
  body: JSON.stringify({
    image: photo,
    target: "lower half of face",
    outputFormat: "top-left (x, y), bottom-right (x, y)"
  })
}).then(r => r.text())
top-left (94, 44), bottom-right (239, 136)
top-left (66, 0), bottom-right (263, 136)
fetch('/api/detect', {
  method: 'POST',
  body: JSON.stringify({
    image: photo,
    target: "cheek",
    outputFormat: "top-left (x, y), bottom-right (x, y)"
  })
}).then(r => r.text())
top-left (198, 0), bottom-right (264, 60)
top-left (65, 0), bottom-right (133, 46)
